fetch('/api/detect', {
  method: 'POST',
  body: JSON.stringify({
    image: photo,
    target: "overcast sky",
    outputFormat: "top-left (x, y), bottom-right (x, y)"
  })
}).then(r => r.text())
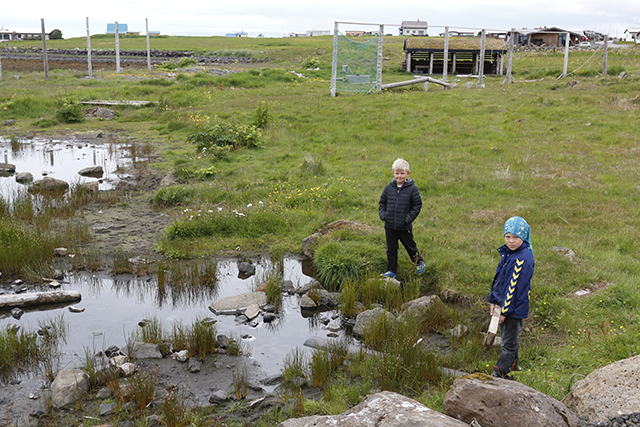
top-left (2, 1), bottom-right (639, 39)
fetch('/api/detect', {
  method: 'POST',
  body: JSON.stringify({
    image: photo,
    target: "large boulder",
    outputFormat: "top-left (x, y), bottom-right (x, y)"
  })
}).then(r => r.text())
top-left (78, 166), bottom-right (104, 178)
top-left (352, 307), bottom-right (396, 338)
top-left (123, 342), bottom-right (163, 359)
top-left (562, 354), bottom-right (640, 423)
top-left (278, 391), bottom-right (469, 427)
top-left (51, 369), bottom-right (89, 408)
top-left (443, 374), bottom-right (580, 427)
top-left (28, 177), bottom-right (69, 195)
top-left (209, 292), bottom-right (267, 315)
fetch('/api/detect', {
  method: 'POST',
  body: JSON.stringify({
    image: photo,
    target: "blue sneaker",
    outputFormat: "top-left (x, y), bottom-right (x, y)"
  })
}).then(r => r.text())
top-left (381, 271), bottom-right (396, 279)
top-left (416, 262), bottom-right (426, 275)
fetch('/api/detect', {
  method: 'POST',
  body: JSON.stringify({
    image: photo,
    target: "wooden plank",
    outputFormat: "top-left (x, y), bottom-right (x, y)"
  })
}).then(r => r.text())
top-left (380, 76), bottom-right (450, 90)
top-left (80, 100), bottom-right (152, 106)
top-left (0, 291), bottom-right (81, 309)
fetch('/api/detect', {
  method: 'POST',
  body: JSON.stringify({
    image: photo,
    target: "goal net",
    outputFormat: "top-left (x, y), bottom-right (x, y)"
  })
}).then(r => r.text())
top-left (330, 23), bottom-right (384, 95)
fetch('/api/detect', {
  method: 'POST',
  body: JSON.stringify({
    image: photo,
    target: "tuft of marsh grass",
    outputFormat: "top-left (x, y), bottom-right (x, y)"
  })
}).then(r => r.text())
top-left (232, 365), bottom-right (249, 400)
top-left (128, 369), bottom-right (156, 416)
top-left (112, 247), bottom-right (134, 275)
top-left (188, 318), bottom-right (217, 360)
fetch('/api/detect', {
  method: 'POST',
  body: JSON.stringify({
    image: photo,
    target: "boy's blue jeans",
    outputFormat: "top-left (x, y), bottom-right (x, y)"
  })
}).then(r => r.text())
top-left (385, 227), bottom-right (422, 274)
top-left (495, 316), bottom-right (524, 378)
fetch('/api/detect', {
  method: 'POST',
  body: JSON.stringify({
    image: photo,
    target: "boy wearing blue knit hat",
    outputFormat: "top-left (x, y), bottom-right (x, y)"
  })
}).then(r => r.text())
top-left (488, 216), bottom-right (535, 378)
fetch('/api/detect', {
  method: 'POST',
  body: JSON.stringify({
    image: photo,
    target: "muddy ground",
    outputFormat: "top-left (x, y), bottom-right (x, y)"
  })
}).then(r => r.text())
top-left (0, 133), bottom-right (283, 426)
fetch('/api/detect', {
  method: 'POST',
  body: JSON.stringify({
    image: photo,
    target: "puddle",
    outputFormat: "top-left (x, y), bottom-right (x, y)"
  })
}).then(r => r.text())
top-left (0, 135), bottom-right (132, 199)
top-left (0, 257), bottom-right (347, 377)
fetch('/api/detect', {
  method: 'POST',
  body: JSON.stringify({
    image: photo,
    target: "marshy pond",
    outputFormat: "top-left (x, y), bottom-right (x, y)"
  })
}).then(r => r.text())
top-left (0, 135), bottom-right (345, 380)
top-left (0, 257), bottom-right (336, 377)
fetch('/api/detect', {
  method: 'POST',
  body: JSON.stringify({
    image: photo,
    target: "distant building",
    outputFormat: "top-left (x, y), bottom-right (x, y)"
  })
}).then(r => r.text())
top-left (306, 30), bottom-right (331, 37)
top-left (287, 32), bottom-right (307, 37)
top-left (0, 27), bottom-right (52, 40)
top-left (345, 31), bottom-right (365, 37)
top-left (623, 28), bottom-right (640, 42)
top-left (400, 20), bottom-right (428, 36)
top-left (148, 31), bottom-right (161, 36)
top-left (225, 32), bottom-right (248, 37)
top-left (513, 27), bottom-right (582, 47)
top-left (106, 23), bottom-right (128, 34)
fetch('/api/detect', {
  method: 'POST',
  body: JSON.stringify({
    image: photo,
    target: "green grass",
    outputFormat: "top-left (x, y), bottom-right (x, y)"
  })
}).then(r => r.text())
top-left (2, 36), bottom-right (640, 422)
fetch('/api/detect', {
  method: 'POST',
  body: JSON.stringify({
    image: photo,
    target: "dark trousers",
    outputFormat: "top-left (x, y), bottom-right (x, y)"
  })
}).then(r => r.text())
top-left (385, 227), bottom-right (422, 274)
top-left (495, 316), bottom-right (524, 378)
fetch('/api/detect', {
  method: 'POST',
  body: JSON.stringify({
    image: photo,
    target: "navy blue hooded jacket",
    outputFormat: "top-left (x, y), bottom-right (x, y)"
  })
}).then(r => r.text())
top-left (488, 243), bottom-right (534, 319)
top-left (378, 178), bottom-right (422, 231)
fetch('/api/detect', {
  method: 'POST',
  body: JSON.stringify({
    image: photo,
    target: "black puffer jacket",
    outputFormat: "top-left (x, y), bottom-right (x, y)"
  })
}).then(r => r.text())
top-left (379, 178), bottom-right (422, 231)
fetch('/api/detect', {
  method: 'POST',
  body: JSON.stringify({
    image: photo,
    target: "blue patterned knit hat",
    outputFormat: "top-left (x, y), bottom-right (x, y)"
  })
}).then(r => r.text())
top-left (503, 216), bottom-right (533, 255)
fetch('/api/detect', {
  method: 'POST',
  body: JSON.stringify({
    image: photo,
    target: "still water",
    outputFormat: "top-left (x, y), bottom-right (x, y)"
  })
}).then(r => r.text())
top-left (0, 135), bottom-right (132, 198)
top-left (0, 258), bottom-right (343, 377)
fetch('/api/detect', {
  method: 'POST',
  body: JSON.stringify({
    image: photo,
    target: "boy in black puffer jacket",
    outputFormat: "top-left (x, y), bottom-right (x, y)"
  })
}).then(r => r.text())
top-left (378, 158), bottom-right (425, 279)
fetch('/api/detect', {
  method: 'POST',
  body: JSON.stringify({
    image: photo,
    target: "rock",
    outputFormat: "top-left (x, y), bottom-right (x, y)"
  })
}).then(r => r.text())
top-left (261, 373), bottom-right (283, 386)
top-left (3, 120), bottom-right (16, 126)
top-left (15, 172), bottom-right (33, 183)
top-left (68, 306), bottom-right (85, 313)
top-left (296, 280), bottom-right (323, 295)
top-left (279, 390), bottom-right (468, 427)
top-left (552, 246), bottom-right (577, 262)
top-left (465, 81), bottom-right (474, 88)
top-left (78, 181), bottom-right (99, 192)
top-left (353, 307), bottom-right (397, 338)
top-left (118, 362), bottom-right (138, 377)
top-left (82, 107), bottom-right (116, 120)
top-left (159, 169), bottom-right (179, 187)
top-left (188, 357), bottom-right (202, 373)
top-left (300, 294), bottom-right (317, 308)
top-left (174, 349), bottom-right (189, 362)
top-left (28, 177), bottom-right (69, 195)
top-left (10, 308), bottom-right (23, 320)
top-left (51, 369), bottom-right (89, 408)
top-left (401, 295), bottom-right (440, 317)
top-left (53, 247), bottom-right (68, 257)
top-left (238, 261), bottom-right (256, 277)
top-left (104, 345), bottom-right (120, 358)
top-left (209, 292), bottom-right (267, 315)
top-left (319, 290), bottom-right (340, 308)
top-left (110, 355), bottom-right (129, 367)
top-left (443, 374), bottom-right (580, 427)
top-left (78, 166), bottom-right (104, 178)
top-left (96, 387), bottom-right (113, 399)
top-left (263, 313), bottom-right (277, 323)
top-left (451, 324), bottom-right (468, 337)
top-left (562, 354), bottom-right (640, 423)
top-left (146, 414), bottom-right (163, 427)
top-left (0, 163), bottom-right (16, 174)
top-left (209, 390), bottom-right (228, 404)
top-left (123, 342), bottom-right (163, 359)
top-left (244, 303), bottom-right (260, 320)
top-left (99, 402), bottom-right (115, 416)
top-left (216, 334), bottom-right (229, 349)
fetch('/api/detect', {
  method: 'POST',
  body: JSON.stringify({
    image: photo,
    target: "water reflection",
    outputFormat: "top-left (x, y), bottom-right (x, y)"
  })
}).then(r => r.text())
top-left (0, 257), bottom-right (348, 376)
top-left (0, 136), bottom-right (133, 199)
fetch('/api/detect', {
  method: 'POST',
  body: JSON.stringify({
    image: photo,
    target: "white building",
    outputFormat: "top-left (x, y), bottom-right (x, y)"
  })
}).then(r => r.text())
top-left (623, 28), bottom-right (640, 42)
top-left (0, 27), bottom-right (52, 41)
top-left (400, 20), bottom-right (428, 36)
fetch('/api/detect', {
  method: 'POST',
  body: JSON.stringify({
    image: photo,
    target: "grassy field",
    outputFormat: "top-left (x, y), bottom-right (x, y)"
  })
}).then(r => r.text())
top-left (2, 36), bottom-right (640, 422)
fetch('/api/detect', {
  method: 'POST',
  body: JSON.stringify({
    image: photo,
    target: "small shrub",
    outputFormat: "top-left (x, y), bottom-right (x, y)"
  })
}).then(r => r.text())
top-left (252, 102), bottom-right (272, 130)
top-left (301, 56), bottom-right (320, 69)
top-left (152, 185), bottom-right (196, 207)
top-left (55, 100), bottom-right (85, 123)
top-left (186, 122), bottom-right (263, 155)
top-left (313, 240), bottom-right (385, 291)
top-left (177, 57), bottom-right (198, 68)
